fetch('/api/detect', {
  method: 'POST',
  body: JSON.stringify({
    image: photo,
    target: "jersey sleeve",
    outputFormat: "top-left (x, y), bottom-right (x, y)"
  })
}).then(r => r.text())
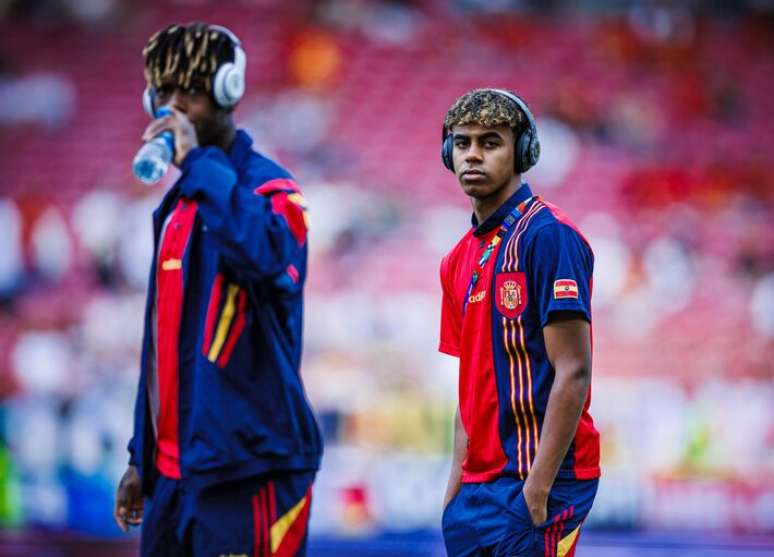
top-left (439, 255), bottom-right (462, 357)
top-left (527, 222), bottom-right (593, 327)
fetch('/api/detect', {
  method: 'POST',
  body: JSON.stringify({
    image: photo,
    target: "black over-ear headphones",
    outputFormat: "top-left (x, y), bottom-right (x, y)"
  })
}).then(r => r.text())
top-left (441, 89), bottom-right (541, 174)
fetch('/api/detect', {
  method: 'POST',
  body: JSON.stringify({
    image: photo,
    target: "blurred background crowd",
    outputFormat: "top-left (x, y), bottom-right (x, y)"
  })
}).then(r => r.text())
top-left (0, 0), bottom-right (773, 553)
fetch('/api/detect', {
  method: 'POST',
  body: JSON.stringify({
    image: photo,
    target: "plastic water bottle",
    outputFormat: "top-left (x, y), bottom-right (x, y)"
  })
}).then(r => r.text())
top-left (132, 108), bottom-right (175, 185)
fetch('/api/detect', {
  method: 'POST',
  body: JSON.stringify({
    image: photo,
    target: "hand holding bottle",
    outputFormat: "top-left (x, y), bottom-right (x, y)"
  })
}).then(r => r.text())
top-left (141, 106), bottom-right (199, 166)
top-left (132, 107), bottom-right (199, 185)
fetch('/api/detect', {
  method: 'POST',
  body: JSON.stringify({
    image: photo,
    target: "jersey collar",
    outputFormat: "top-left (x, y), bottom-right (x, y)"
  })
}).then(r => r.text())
top-left (472, 183), bottom-right (533, 237)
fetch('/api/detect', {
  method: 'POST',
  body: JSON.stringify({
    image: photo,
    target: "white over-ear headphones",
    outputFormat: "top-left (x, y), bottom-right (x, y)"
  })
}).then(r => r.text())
top-left (142, 24), bottom-right (247, 117)
top-left (209, 25), bottom-right (246, 108)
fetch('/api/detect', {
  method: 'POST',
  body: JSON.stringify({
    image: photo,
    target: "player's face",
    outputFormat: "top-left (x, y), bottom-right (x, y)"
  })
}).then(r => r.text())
top-left (154, 77), bottom-right (231, 147)
top-left (451, 123), bottom-right (516, 199)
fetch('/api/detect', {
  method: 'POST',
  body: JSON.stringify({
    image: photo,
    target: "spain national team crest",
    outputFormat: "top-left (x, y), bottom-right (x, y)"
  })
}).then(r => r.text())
top-left (495, 272), bottom-right (528, 319)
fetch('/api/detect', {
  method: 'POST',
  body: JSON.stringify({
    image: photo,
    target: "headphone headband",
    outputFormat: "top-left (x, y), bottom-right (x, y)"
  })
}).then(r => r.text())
top-left (208, 24), bottom-right (242, 48)
top-left (487, 89), bottom-right (538, 140)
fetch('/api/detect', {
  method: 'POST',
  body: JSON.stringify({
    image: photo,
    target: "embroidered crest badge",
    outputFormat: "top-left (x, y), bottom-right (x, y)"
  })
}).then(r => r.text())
top-left (495, 272), bottom-right (528, 318)
top-left (502, 280), bottom-right (521, 309)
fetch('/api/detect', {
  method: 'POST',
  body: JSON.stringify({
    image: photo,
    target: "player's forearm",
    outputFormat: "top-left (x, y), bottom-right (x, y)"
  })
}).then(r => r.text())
top-left (181, 156), bottom-right (303, 277)
top-left (527, 364), bottom-right (589, 492)
top-left (445, 406), bottom-right (467, 505)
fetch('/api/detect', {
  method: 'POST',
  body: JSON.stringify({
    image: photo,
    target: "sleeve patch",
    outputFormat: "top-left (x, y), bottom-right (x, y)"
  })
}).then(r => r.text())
top-left (554, 279), bottom-right (579, 299)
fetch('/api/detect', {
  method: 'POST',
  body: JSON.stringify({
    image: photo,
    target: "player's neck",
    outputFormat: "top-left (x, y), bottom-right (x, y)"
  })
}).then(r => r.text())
top-left (472, 177), bottom-right (522, 225)
top-left (215, 124), bottom-right (237, 153)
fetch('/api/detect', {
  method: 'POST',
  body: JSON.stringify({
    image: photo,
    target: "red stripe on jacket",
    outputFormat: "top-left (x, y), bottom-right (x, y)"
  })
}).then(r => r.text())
top-left (155, 198), bottom-right (198, 479)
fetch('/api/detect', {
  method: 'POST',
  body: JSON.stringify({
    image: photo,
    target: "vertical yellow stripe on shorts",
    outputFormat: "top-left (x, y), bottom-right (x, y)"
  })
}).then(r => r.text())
top-left (207, 283), bottom-right (239, 362)
top-left (270, 495), bottom-right (307, 553)
top-left (557, 525), bottom-right (581, 557)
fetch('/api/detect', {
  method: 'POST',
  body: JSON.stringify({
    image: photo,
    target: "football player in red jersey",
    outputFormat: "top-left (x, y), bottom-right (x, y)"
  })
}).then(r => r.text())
top-left (439, 89), bottom-right (601, 557)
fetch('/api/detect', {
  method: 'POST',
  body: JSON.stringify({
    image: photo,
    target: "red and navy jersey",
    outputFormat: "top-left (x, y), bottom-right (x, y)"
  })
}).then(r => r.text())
top-left (439, 184), bottom-right (600, 483)
top-left (128, 130), bottom-right (322, 493)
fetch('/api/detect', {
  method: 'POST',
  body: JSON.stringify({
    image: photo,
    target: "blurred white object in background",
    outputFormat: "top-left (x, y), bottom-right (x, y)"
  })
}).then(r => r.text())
top-left (62, 0), bottom-right (117, 23)
top-left (611, 287), bottom-right (659, 338)
top-left (0, 198), bottom-right (24, 295)
top-left (118, 195), bottom-right (158, 290)
top-left (0, 73), bottom-right (76, 130)
top-left (71, 190), bottom-right (123, 265)
top-left (581, 212), bottom-right (632, 309)
top-left (6, 396), bottom-right (61, 476)
top-left (526, 117), bottom-right (581, 190)
top-left (750, 273), bottom-right (774, 338)
top-left (6, 397), bottom-right (68, 525)
top-left (302, 182), bottom-right (360, 256)
top-left (31, 207), bottom-right (73, 281)
top-left (11, 330), bottom-right (73, 395)
top-left (643, 235), bottom-right (696, 314)
top-left (80, 294), bottom-right (144, 359)
top-left (275, 91), bottom-right (332, 151)
top-left (422, 205), bottom-right (474, 257)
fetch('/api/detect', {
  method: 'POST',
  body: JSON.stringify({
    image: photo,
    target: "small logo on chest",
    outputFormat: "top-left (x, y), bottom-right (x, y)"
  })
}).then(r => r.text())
top-left (468, 290), bottom-right (487, 305)
top-left (161, 258), bottom-right (182, 271)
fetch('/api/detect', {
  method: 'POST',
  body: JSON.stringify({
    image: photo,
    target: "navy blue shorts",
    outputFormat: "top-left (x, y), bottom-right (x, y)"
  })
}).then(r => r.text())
top-left (140, 470), bottom-right (315, 557)
top-left (442, 476), bottom-right (598, 557)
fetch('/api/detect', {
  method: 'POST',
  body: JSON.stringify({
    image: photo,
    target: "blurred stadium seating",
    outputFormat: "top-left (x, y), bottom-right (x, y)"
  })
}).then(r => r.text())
top-left (0, 0), bottom-right (772, 554)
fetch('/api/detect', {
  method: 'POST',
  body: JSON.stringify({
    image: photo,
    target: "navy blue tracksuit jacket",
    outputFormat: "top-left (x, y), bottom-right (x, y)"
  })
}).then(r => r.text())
top-left (128, 130), bottom-right (322, 494)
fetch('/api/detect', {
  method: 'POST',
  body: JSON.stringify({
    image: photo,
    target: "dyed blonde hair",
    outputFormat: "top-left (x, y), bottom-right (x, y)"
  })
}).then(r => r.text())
top-left (444, 88), bottom-right (527, 134)
top-left (142, 22), bottom-right (235, 94)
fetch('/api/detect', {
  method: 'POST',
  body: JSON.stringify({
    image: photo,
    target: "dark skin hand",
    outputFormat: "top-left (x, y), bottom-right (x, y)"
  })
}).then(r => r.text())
top-left (114, 465), bottom-right (143, 532)
top-left (140, 81), bottom-right (236, 166)
top-left (522, 311), bottom-right (592, 525)
top-left (142, 107), bottom-right (200, 166)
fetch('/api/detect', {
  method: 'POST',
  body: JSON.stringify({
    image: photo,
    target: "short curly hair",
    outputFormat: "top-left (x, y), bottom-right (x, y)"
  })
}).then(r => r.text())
top-left (444, 88), bottom-right (528, 135)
